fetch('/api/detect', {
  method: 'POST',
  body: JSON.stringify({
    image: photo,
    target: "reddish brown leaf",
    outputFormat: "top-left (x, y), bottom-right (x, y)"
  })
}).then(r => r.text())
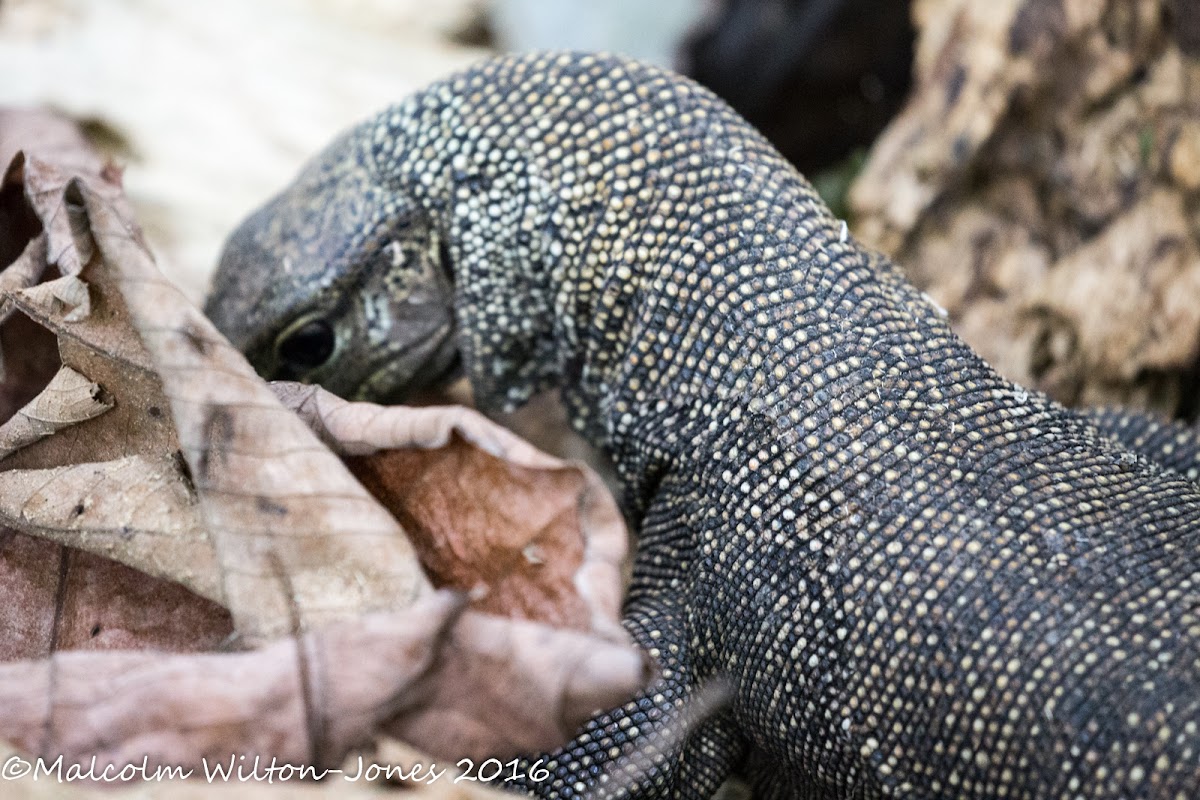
top-left (274, 385), bottom-right (629, 638)
top-left (271, 386), bottom-right (647, 760)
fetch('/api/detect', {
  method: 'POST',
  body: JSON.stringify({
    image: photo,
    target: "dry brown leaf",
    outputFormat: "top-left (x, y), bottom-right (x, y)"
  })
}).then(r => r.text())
top-left (0, 108), bottom-right (119, 304)
top-left (0, 148), bottom-right (433, 641)
top-left (275, 384), bottom-right (628, 636)
top-left (0, 456), bottom-right (219, 602)
top-left (0, 232), bottom-right (50, 312)
top-left (86, 185), bottom-right (434, 641)
top-left (0, 591), bottom-right (464, 783)
top-left (2, 153), bottom-right (125, 283)
top-left (0, 157), bottom-right (176, 473)
top-left (0, 145), bottom-right (233, 661)
top-left (0, 530), bottom-right (60, 659)
top-left (0, 152), bottom-right (233, 651)
top-left (0, 563), bottom-right (643, 773)
top-left (0, 530), bottom-right (233, 662)
top-left (386, 609), bottom-right (648, 759)
top-left (0, 366), bottom-right (112, 460)
top-left (419, 378), bottom-right (621, 496)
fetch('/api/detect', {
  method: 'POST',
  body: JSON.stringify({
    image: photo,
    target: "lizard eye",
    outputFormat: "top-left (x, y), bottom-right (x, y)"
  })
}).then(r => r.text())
top-left (276, 318), bottom-right (336, 371)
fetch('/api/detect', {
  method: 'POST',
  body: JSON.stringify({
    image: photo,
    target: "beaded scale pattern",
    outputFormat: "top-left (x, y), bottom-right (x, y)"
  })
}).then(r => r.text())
top-left (207, 53), bottom-right (1200, 799)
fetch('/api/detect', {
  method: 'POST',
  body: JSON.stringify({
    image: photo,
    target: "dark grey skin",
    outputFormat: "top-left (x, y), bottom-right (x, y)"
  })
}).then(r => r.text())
top-left (206, 128), bottom-right (461, 402)
top-left (208, 53), bottom-right (1200, 799)
top-left (1080, 407), bottom-right (1200, 484)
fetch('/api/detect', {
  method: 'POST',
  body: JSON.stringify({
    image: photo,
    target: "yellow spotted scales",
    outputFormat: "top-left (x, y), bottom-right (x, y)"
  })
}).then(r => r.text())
top-left (206, 53), bottom-right (1200, 799)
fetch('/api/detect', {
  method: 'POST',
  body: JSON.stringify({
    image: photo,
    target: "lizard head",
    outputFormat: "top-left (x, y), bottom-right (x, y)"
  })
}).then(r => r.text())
top-left (207, 58), bottom-right (587, 414)
top-left (204, 126), bottom-right (460, 403)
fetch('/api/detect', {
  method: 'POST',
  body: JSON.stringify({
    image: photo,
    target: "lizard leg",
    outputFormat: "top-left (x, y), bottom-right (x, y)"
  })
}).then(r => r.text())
top-left (674, 714), bottom-right (747, 799)
top-left (509, 471), bottom-right (741, 800)
top-left (508, 590), bottom-right (733, 799)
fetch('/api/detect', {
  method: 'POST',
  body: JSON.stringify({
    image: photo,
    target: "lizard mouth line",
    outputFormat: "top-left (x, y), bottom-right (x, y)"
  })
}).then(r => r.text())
top-left (352, 328), bottom-right (459, 403)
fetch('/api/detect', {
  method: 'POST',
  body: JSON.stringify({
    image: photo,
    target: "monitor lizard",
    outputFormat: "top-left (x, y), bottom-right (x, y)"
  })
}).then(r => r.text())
top-left (205, 52), bottom-right (1200, 799)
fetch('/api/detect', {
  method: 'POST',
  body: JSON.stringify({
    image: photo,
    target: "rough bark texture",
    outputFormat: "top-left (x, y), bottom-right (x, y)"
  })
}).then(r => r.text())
top-left (850, 0), bottom-right (1200, 417)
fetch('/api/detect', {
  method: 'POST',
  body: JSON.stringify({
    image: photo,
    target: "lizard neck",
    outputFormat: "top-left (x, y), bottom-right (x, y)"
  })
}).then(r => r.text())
top-left (373, 54), bottom-right (874, 501)
top-left (372, 80), bottom-right (567, 416)
top-left (374, 55), bottom-right (900, 511)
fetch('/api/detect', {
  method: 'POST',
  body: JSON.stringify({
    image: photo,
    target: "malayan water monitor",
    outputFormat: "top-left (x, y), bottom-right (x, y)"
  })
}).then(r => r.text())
top-left (205, 53), bottom-right (1200, 799)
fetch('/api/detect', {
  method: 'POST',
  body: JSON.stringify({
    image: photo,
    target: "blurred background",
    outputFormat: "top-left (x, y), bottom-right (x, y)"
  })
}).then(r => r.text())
top-left (2, 0), bottom-right (1199, 419)
top-left (0, 0), bottom-right (913, 301)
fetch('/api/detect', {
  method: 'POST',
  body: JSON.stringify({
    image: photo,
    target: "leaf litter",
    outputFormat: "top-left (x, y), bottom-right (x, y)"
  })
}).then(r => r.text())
top-left (0, 111), bottom-right (647, 794)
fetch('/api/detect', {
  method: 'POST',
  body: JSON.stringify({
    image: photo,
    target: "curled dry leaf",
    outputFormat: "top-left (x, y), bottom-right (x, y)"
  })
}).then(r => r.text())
top-left (0, 232), bottom-right (50, 312)
top-left (89, 185), bottom-right (433, 641)
top-left (1, 146), bottom-right (432, 642)
top-left (0, 154), bottom-right (179, 473)
top-left (0, 110), bottom-right (98, 390)
top-left (1, 139), bottom-right (233, 660)
top-left (275, 383), bottom-right (628, 636)
top-left (0, 365), bottom-right (111, 460)
top-left (0, 157), bottom-right (232, 660)
top-left (0, 113), bottom-right (129, 281)
top-left (274, 384), bottom-right (647, 756)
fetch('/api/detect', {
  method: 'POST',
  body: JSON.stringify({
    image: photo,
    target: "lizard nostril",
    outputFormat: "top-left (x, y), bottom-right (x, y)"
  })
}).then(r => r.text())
top-left (276, 318), bottom-right (336, 371)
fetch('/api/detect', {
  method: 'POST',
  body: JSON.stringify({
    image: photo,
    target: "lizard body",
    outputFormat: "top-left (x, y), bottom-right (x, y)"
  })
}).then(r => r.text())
top-left (206, 53), bottom-right (1200, 799)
